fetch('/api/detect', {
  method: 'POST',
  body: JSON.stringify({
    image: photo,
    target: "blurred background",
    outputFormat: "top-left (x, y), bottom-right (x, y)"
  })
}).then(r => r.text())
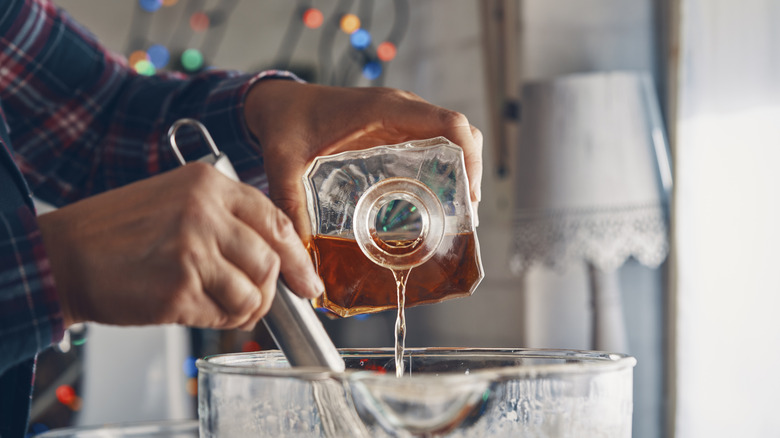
top-left (29, 0), bottom-right (779, 437)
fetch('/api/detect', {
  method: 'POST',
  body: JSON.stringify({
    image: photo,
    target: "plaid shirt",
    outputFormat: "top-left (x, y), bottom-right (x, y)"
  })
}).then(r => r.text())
top-left (1, 0), bottom-right (295, 434)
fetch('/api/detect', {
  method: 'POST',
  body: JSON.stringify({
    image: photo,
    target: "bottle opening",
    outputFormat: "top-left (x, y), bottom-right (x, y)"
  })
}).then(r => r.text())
top-left (373, 199), bottom-right (425, 255)
top-left (354, 177), bottom-right (445, 269)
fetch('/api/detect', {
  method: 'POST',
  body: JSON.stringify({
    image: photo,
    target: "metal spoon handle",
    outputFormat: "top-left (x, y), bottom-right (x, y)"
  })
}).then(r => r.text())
top-left (263, 279), bottom-right (345, 371)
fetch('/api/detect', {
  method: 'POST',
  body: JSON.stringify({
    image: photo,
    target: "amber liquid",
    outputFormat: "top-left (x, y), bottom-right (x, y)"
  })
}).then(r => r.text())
top-left (310, 232), bottom-right (482, 318)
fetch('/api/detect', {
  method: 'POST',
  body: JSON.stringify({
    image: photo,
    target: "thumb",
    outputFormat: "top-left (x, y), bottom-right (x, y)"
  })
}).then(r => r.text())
top-left (270, 184), bottom-right (312, 243)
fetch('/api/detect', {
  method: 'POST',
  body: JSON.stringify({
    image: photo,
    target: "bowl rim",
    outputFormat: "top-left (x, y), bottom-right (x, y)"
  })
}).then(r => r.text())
top-left (32, 419), bottom-right (198, 437)
top-left (196, 347), bottom-right (636, 381)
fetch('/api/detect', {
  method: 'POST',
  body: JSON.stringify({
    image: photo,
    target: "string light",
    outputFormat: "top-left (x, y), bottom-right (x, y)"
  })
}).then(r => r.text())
top-left (340, 14), bottom-right (360, 34)
top-left (162, 0), bottom-right (178, 6)
top-left (56, 385), bottom-right (76, 406)
top-left (30, 423), bottom-right (49, 435)
top-left (181, 49), bottom-right (204, 72)
top-left (186, 377), bottom-right (198, 396)
top-left (134, 59), bottom-right (156, 75)
top-left (377, 41), bottom-right (397, 62)
top-left (183, 356), bottom-right (198, 378)
top-left (128, 50), bottom-right (149, 68)
top-left (242, 340), bottom-right (260, 352)
top-left (302, 8), bottom-right (323, 29)
top-left (147, 44), bottom-right (170, 68)
top-left (138, 0), bottom-right (162, 13)
top-left (362, 61), bottom-right (382, 80)
top-left (189, 12), bottom-right (210, 32)
top-left (350, 29), bottom-right (371, 50)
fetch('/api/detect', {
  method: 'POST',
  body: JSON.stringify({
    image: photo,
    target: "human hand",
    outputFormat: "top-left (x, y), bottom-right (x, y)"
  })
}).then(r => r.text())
top-left (243, 80), bottom-right (483, 239)
top-left (37, 163), bottom-right (323, 330)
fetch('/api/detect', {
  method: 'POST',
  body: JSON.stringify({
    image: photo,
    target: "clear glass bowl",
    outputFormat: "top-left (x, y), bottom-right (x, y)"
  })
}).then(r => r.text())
top-left (198, 348), bottom-right (636, 437)
top-left (33, 420), bottom-right (198, 437)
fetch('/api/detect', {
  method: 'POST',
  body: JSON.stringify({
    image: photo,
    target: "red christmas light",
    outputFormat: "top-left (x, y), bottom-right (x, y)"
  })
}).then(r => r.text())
top-left (377, 41), bottom-right (397, 62)
top-left (302, 8), bottom-right (324, 29)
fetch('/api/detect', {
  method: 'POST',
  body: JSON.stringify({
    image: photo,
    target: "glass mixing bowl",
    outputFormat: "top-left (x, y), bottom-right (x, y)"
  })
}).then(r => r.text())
top-left (198, 348), bottom-right (635, 437)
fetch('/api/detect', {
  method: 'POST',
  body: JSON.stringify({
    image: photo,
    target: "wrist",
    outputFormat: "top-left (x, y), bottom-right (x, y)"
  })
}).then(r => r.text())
top-left (243, 77), bottom-right (309, 146)
top-left (37, 211), bottom-right (81, 328)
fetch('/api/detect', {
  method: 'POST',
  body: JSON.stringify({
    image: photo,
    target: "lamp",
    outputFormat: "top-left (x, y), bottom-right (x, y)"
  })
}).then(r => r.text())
top-left (510, 71), bottom-right (671, 352)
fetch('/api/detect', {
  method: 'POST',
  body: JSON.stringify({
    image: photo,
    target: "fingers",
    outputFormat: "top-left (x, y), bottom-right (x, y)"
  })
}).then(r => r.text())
top-left (194, 257), bottom-right (267, 329)
top-left (360, 89), bottom-right (484, 204)
top-left (211, 219), bottom-right (278, 319)
top-left (228, 183), bottom-right (324, 300)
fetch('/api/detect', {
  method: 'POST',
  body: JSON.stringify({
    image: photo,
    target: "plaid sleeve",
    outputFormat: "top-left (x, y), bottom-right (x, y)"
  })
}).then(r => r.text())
top-left (0, 205), bottom-right (62, 375)
top-left (1, 0), bottom-right (300, 205)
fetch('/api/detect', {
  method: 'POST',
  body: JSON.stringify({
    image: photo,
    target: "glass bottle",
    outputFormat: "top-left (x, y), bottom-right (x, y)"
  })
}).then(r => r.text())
top-left (303, 137), bottom-right (484, 317)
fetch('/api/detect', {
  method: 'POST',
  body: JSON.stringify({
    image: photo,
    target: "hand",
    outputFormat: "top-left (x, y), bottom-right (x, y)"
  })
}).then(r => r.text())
top-left (37, 163), bottom-right (323, 330)
top-left (244, 80), bottom-right (483, 239)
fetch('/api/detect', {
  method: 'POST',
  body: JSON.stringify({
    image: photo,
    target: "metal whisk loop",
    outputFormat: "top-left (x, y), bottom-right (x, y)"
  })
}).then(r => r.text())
top-left (167, 118), bottom-right (222, 166)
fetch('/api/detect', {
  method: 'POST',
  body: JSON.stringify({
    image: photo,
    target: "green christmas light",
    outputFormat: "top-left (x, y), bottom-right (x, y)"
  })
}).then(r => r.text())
top-left (181, 49), bottom-right (204, 72)
top-left (134, 59), bottom-right (156, 76)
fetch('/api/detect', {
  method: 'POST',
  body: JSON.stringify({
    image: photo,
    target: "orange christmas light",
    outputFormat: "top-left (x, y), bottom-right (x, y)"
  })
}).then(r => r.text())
top-left (340, 14), bottom-right (360, 34)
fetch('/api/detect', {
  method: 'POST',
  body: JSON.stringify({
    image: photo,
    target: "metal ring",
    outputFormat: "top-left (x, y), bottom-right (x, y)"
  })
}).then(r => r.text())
top-left (167, 118), bottom-right (221, 165)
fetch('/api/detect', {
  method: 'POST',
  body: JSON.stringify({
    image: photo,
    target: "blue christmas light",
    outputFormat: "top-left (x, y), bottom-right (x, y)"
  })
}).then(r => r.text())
top-left (183, 356), bottom-right (198, 378)
top-left (147, 44), bottom-right (170, 69)
top-left (139, 0), bottom-right (162, 12)
top-left (350, 29), bottom-right (372, 50)
top-left (362, 61), bottom-right (382, 80)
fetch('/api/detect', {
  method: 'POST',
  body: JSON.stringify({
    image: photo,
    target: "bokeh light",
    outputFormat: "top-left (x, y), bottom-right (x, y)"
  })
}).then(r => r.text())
top-left (242, 340), bottom-right (260, 352)
top-left (134, 59), bottom-right (155, 75)
top-left (183, 356), bottom-right (198, 378)
top-left (189, 12), bottom-right (210, 32)
top-left (362, 61), bottom-right (382, 80)
top-left (128, 50), bottom-right (149, 68)
top-left (377, 41), bottom-right (397, 62)
top-left (69, 396), bottom-right (83, 412)
top-left (340, 14), bottom-right (360, 34)
top-left (162, 0), bottom-right (178, 6)
top-left (147, 44), bottom-right (170, 69)
top-left (350, 29), bottom-right (371, 50)
top-left (302, 8), bottom-right (323, 29)
top-left (138, 0), bottom-right (162, 12)
top-left (186, 377), bottom-right (198, 396)
top-left (56, 385), bottom-right (76, 406)
top-left (30, 423), bottom-right (49, 435)
top-left (181, 49), bottom-right (204, 71)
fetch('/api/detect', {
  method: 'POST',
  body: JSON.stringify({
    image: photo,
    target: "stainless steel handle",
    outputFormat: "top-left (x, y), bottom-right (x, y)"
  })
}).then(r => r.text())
top-left (263, 280), bottom-right (345, 371)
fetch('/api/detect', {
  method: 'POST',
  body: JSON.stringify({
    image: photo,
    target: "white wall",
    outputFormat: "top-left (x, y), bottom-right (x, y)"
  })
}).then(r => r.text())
top-left (674, 0), bottom-right (780, 435)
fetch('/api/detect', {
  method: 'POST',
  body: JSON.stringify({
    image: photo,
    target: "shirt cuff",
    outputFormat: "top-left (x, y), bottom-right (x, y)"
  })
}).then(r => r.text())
top-left (0, 205), bottom-right (63, 374)
top-left (197, 70), bottom-right (304, 193)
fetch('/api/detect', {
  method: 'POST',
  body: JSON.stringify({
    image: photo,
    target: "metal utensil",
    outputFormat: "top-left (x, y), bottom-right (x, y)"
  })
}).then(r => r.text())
top-left (167, 118), bottom-right (344, 372)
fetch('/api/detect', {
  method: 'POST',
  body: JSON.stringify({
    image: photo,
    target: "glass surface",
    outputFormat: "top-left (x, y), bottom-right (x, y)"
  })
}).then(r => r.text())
top-left (198, 348), bottom-right (636, 437)
top-left (33, 420), bottom-right (198, 438)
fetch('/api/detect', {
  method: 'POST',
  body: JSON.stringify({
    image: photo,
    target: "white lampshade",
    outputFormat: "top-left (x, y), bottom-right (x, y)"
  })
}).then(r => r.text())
top-left (510, 71), bottom-right (670, 273)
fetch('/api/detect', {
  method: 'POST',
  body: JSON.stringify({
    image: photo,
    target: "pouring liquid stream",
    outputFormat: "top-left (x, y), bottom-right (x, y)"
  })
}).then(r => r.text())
top-left (392, 267), bottom-right (410, 378)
